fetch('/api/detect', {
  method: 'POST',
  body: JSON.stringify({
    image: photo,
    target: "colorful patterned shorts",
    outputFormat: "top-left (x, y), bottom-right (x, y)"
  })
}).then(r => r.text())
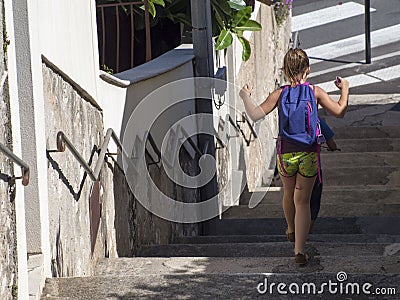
top-left (277, 152), bottom-right (318, 178)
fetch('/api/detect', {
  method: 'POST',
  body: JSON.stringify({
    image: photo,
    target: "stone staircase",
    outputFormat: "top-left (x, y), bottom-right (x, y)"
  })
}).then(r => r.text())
top-left (42, 124), bottom-right (400, 299)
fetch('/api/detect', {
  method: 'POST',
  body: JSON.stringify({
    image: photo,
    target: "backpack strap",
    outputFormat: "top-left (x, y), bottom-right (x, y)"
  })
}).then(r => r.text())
top-left (277, 136), bottom-right (288, 177)
top-left (316, 119), bottom-right (323, 185)
top-left (310, 83), bottom-right (322, 184)
top-left (307, 102), bottom-right (312, 134)
top-left (317, 143), bottom-right (322, 184)
top-left (311, 84), bottom-right (319, 105)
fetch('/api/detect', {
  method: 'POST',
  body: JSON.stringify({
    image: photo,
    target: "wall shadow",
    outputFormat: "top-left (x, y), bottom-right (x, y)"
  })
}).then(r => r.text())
top-left (46, 145), bottom-right (98, 201)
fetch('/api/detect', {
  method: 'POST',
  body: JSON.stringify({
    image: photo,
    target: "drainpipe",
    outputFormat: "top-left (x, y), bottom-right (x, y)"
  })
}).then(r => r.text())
top-left (190, 0), bottom-right (218, 234)
top-left (190, 0), bottom-right (214, 77)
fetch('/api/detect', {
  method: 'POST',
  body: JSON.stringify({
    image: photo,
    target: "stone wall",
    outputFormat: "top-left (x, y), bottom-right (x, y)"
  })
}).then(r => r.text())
top-left (114, 146), bottom-right (201, 257)
top-left (42, 57), bottom-right (200, 269)
top-left (0, 0), bottom-right (17, 298)
top-left (236, 4), bottom-right (291, 190)
top-left (43, 61), bottom-right (118, 277)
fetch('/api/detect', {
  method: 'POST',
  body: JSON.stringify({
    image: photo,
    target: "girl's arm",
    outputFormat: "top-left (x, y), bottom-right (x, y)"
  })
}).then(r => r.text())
top-left (315, 77), bottom-right (349, 118)
top-left (239, 84), bottom-right (281, 122)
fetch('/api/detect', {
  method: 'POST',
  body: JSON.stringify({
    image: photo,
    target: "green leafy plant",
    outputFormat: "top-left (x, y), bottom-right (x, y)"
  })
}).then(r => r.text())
top-left (96, 0), bottom-right (261, 61)
top-left (213, 1), bottom-right (262, 61)
top-left (101, 64), bottom-right (114, 74)
top-left (96, 0), bottom-right (166, 18)
top-left (140, 0), bottom-right (191, 30)
top-left (108, 0), bottom-right (190, 32)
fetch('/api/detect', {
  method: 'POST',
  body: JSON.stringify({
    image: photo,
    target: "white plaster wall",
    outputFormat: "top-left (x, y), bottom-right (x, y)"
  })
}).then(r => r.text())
top-left (119, 62), bottom-right (197, 154)
top-left (11, 0), bottom-right (53, 256)
top-left (37, 0), bottom-right (100, 101)
top-left (26, 0), bottom-right (52, 277)
top-left (98, 78), bottom-right (127, 137)
top-left (5, 0), bottom-right (33, 298)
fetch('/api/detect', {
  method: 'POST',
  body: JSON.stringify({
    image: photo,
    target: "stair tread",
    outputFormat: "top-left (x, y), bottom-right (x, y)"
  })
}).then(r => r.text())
top-left (222, 203), bottom-right (400, 218)
top-left (137, 241), bottom-right (400, 258)
top-left (172, 234), bottom-right (400, 244)
top-left (335, 137), bottom-right (400, 141)
top-left (207, 216), bottom-right (400, 235)
top-left (320, 152), bottom-right (400, 168)
top-left (332, 126), bottom-right (400, 139)
top-left (42, 272), bottom-right (400, 299)
top-left (93, 256), bottom-right (400, 276)
top-left (274, 166), bottom-right (399, 187)
top-left (320, 138), bottom-right (400, 153)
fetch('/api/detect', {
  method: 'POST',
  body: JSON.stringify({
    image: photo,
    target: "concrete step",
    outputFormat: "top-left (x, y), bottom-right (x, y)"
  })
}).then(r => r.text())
top-left (137, 242), bottom-right (400, 258)
top-left (222, 203), bottom-right (400, 219)
top-left (267, 166), bottom-right (399, 187)
top-left (328, 138), bottom-right (400, 153)
top-left (322, 166), bottom-right (399, 187)
top-left (332, 126), bottom-right (400, 139)
top-left (42, 272), bottom-right (400, 299)
top-left (95, 256), bottom-right (400, 276)
top-left (172, 234), bottom-right (400, 244)
top-left (320, 152), bottom-right (400, 168)
top-left (240, 186), bottom-right (400, 206)
top-left (208, 217), bottom-right (400, 236)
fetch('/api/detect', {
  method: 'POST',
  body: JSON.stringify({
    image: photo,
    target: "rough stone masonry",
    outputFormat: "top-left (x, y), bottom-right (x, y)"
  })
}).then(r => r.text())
top-left (0, 0), bottom-right (17, 298)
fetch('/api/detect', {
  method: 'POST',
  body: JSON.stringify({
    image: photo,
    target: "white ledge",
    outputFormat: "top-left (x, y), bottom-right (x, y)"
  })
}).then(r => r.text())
top-left (100, 45), bottom-right (195, 88)
top-left (99, 71), bottom-right (130, 88)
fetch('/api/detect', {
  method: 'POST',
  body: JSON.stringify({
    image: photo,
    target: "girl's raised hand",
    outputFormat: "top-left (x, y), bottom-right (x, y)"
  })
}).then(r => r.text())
top-left (240, 83), bottom-right (252, 99)
top-left (334, 76), bottom-right (349, 90)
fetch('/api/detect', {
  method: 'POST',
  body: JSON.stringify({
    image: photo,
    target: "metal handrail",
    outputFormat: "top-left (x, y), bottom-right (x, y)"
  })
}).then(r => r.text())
top-left (236, 112), bottom-right (258, 146)
top-left (242, 112), bottom-right (258, 139)
top-left (53, 128), bottom-right (122, 181)
top-left (0, 142), bottom-right (30, 186)
top-left (216, 112), bottom-right (260, 149)
top-left (143, 124), bottom-right (215, 170)
top-left (213, 130), bottom-right (226, 150)
top-left (228, 115), bottom-right (240, 133)
top-left (146, 132), bottom-right (162, 166)
top-left (179, 126), bottom-right (203, 157)
top-left (52, 124), bottom-right (222, 179)
top-left (292, 31), bottom-right (300, 48)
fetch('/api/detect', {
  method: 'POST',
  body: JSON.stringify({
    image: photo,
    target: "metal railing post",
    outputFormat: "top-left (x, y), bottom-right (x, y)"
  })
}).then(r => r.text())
top-left (53, 128), bottom-right (123, 182)
top-left (144, 0), bottom-right (152, 62)
top-left (292, 31), bottom-right (299, 48)
top-left (365, 0), bottom-right (371, 64)
top-left (0, 143), bottom-right (30, 186)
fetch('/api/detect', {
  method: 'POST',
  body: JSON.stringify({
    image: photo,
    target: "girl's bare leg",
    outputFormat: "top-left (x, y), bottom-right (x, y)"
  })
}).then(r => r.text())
top-left (280, 175), bottom-right (296, 233)
top-left (294, 174), bottom-right (316, 254)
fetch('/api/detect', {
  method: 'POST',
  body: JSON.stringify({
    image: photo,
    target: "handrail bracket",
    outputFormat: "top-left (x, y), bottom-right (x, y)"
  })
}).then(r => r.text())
top-left (236, 112), bottom-right (258, 146)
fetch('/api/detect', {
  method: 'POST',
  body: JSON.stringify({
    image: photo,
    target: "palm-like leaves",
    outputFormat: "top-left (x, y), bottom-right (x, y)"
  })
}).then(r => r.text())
top-left (213, 2), bottom-right (261, 61)
top-left (96, 0), bottom-right (262, 61)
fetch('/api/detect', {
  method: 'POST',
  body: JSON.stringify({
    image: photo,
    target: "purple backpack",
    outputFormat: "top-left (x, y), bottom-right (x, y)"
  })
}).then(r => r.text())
top-left (278, 82), bottom-right (319, 146)
top-left (277, 82), bottom-right (323, 182)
